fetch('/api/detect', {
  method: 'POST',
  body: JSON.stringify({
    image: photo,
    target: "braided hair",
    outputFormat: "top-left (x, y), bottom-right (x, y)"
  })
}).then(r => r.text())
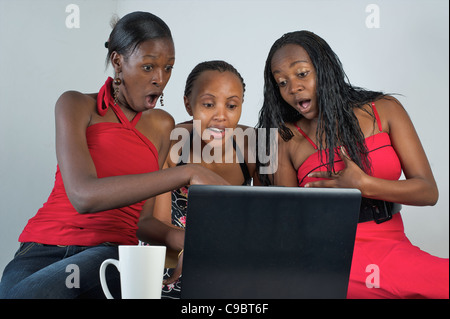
top-left (257, 30), bottom-right (386, 185)
top-left (184, 60), bottom-right (245, 98)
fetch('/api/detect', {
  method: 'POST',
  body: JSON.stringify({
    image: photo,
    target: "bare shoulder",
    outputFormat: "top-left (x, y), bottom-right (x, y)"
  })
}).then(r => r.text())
top-left (150, 108), bottom-right (175, 126)
top-left (163, 121), bottom-right (192, 168)
top-left (55, 90), bottom-right (96, 124)
top-left (175, 120), bottom-right (193, 131)
top-left (374, 96), bottom-right (411, 133)
top-left (235, 124), bottom-right (256, 144)
top-left (142, 108), bottom-right (175, 134)
top-left (374, 96), bottom-right (407, 116)
top-left (171, 121), bottom-right (193, 142)
top-left (56, 90), bottom-right (96, 109)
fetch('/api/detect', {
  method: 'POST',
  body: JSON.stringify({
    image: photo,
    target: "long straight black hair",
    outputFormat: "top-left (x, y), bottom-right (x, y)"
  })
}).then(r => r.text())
top-left (257, 30), bottom-right (386, 185)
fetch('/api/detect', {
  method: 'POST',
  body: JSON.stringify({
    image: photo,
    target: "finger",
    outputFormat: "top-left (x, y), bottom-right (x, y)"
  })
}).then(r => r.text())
top-left (307, 171), bottom-right (333, 179)
top-left (163, 267), bottom-right (182, 285)
top-left (339, 146), bottom-right (352, 162)
top-left (305, 179), bottom-right (334, 188)
top-left (163, 277), bottom-right (175, 285)
top-left (163, 251), bottom-right (184, 285)
top-left (163, 273), bottom-right (179, 285)
top-left (165, 270), bottom-right (182, 284)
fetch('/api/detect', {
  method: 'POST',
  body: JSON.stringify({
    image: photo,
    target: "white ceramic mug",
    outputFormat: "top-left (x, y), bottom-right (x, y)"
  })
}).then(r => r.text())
top-left (99, 245), bottom-right (166, 299)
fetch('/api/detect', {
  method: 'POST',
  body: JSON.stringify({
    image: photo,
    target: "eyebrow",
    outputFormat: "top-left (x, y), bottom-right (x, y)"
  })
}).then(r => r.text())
top-left (272, 60), bottom-right (309, 74)
top-left (199, 93), bottom-right (241, 100)
top-left (199, 93), bottom-right (215, 98)
top-left (142, 54), bottom-right (175, 61)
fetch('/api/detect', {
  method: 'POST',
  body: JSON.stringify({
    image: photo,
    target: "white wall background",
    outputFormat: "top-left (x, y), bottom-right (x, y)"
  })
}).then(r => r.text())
top-left (0, 0), bottom-right (448, 279)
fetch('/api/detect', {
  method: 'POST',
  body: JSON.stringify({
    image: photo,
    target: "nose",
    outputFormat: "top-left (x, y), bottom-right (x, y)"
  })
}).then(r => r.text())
top-left (289, 78), bottom-right (304, 94)
top-left (213, 105), bottom-right (226, 122)
top-left (151, 69), bottom-right (164, 87)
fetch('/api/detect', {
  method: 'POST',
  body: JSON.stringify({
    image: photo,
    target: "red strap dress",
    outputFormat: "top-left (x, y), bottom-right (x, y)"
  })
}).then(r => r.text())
top-left (295, 102), bottom-right (449, 298)
top-left (19, 78), bottom-right (160, 246)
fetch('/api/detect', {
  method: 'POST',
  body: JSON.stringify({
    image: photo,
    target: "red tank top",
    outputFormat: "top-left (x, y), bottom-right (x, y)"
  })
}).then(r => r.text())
top-left (19, 78), bottom-right (159, 246)
top-left (295, 102), bottom-right (402, 186)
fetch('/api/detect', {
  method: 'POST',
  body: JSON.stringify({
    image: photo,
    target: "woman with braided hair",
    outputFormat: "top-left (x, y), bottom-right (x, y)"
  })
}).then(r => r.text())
top-left (256, 30), bottom-right (448, 298)
top-left (137, 60), bottom-right (256, 299)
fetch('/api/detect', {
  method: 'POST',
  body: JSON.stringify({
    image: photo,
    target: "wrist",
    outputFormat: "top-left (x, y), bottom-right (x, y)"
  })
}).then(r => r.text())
top-left (165, 227), bottom-right (185, 251)
top-left (183, 163), bottom-right (204, 186)
top-left (358, 173), bottom-right (375, 198)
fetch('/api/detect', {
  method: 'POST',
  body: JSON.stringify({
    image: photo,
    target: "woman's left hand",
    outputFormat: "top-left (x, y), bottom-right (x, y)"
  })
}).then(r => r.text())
top-left (304, 146), bottom-right (368, 190)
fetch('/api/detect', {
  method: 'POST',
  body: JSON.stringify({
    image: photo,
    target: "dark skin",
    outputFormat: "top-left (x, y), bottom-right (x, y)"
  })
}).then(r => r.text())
top-left (271, 44), bottom-right (438, 206)
top-left (55, 38), bottom-right (228, 215)
top-left (137, 70), bottom-right (257, 284)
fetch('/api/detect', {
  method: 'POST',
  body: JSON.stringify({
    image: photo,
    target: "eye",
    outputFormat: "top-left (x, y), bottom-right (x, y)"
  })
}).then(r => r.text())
top-left (227, 103), bottom-right (238, 109)
top-left (277, 80), bottom-right (287, 88)
top-left (202, 103), bottom-right (214, 108)
top-left (165, 65), bottom-right (174, 72)
top-left (298, 71), bottom-right (309, 78)
top-left (142, 65), bottom-right (153, 72)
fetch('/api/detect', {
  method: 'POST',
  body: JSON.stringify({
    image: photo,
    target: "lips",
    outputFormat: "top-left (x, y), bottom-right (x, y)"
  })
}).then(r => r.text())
top-left (298, 99), bottom-right (311, 109)
top-left (296, 98), bottom-right (312, 113)
top-left (206, 127), bottom-right (225, 139)
top-left (145, 94), bottom-right (161, 109)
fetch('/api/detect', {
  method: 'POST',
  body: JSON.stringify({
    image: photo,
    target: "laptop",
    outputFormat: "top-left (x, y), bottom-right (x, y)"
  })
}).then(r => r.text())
top-left (180, 185), bottom-right (361, 299)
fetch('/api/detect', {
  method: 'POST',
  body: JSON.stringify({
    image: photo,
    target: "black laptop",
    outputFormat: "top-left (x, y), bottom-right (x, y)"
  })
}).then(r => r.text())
top-left (180, 185), bottom-right (361, 299)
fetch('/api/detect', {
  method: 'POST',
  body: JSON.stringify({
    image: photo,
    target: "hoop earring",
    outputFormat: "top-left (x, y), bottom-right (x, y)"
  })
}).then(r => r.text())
top-left (160, 93), bottom-right (164, 107)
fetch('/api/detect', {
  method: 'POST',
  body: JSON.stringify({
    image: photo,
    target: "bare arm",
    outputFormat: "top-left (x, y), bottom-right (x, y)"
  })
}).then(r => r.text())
top-left (136, 160), bottom-right (185, 251)
top-left (55, 91), bottom-right (227, 214)
top-left (361, 98), bottom-right (438, 205)
top-left (306, 98), bottom-right (438, 206)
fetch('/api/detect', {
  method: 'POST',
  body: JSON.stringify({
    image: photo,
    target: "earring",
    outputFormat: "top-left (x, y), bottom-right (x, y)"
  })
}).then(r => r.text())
top-left (113, 77), bottom-right (121, 105)
top-left (113, 86), bottom-right (119, 105)
top-left (160, 93), bottom-right (164, 107)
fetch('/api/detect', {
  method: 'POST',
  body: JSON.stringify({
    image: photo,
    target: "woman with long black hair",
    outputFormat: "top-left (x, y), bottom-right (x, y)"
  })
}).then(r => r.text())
top-left (257, 30), bottom-right (448, 298)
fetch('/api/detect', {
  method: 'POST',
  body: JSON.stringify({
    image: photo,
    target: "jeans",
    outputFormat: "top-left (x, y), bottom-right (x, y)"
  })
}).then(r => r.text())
top-left (0, 242), bottom-right (121, 299)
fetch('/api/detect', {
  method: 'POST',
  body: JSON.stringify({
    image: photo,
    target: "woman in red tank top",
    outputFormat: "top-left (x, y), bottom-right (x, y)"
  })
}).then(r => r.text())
top-left (0, 12), bottom-right (227, 299)
top-left (256, 31), bottom-right (448, 298)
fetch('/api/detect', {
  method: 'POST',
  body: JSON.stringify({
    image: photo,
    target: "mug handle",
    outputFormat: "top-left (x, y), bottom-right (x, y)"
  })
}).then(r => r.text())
top-left (99, 258), bottom-right (120, 299)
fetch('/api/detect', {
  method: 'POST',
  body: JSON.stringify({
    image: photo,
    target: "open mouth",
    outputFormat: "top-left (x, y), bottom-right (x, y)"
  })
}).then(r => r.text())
top-left (206, 127), bottom-right (225, 139)
top-left (298, 99), bottom-right (311, 109)
top-left (146, 94), bottom-right (160, 108)
top-left (297, 99), bottom-right (312, 112)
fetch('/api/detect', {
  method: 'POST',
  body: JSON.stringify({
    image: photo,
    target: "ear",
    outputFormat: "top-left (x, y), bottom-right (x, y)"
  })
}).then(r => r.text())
top-left (184, 96), bottom-right (193, 116)
top-left (110, 51), bottom-right (123, 74)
